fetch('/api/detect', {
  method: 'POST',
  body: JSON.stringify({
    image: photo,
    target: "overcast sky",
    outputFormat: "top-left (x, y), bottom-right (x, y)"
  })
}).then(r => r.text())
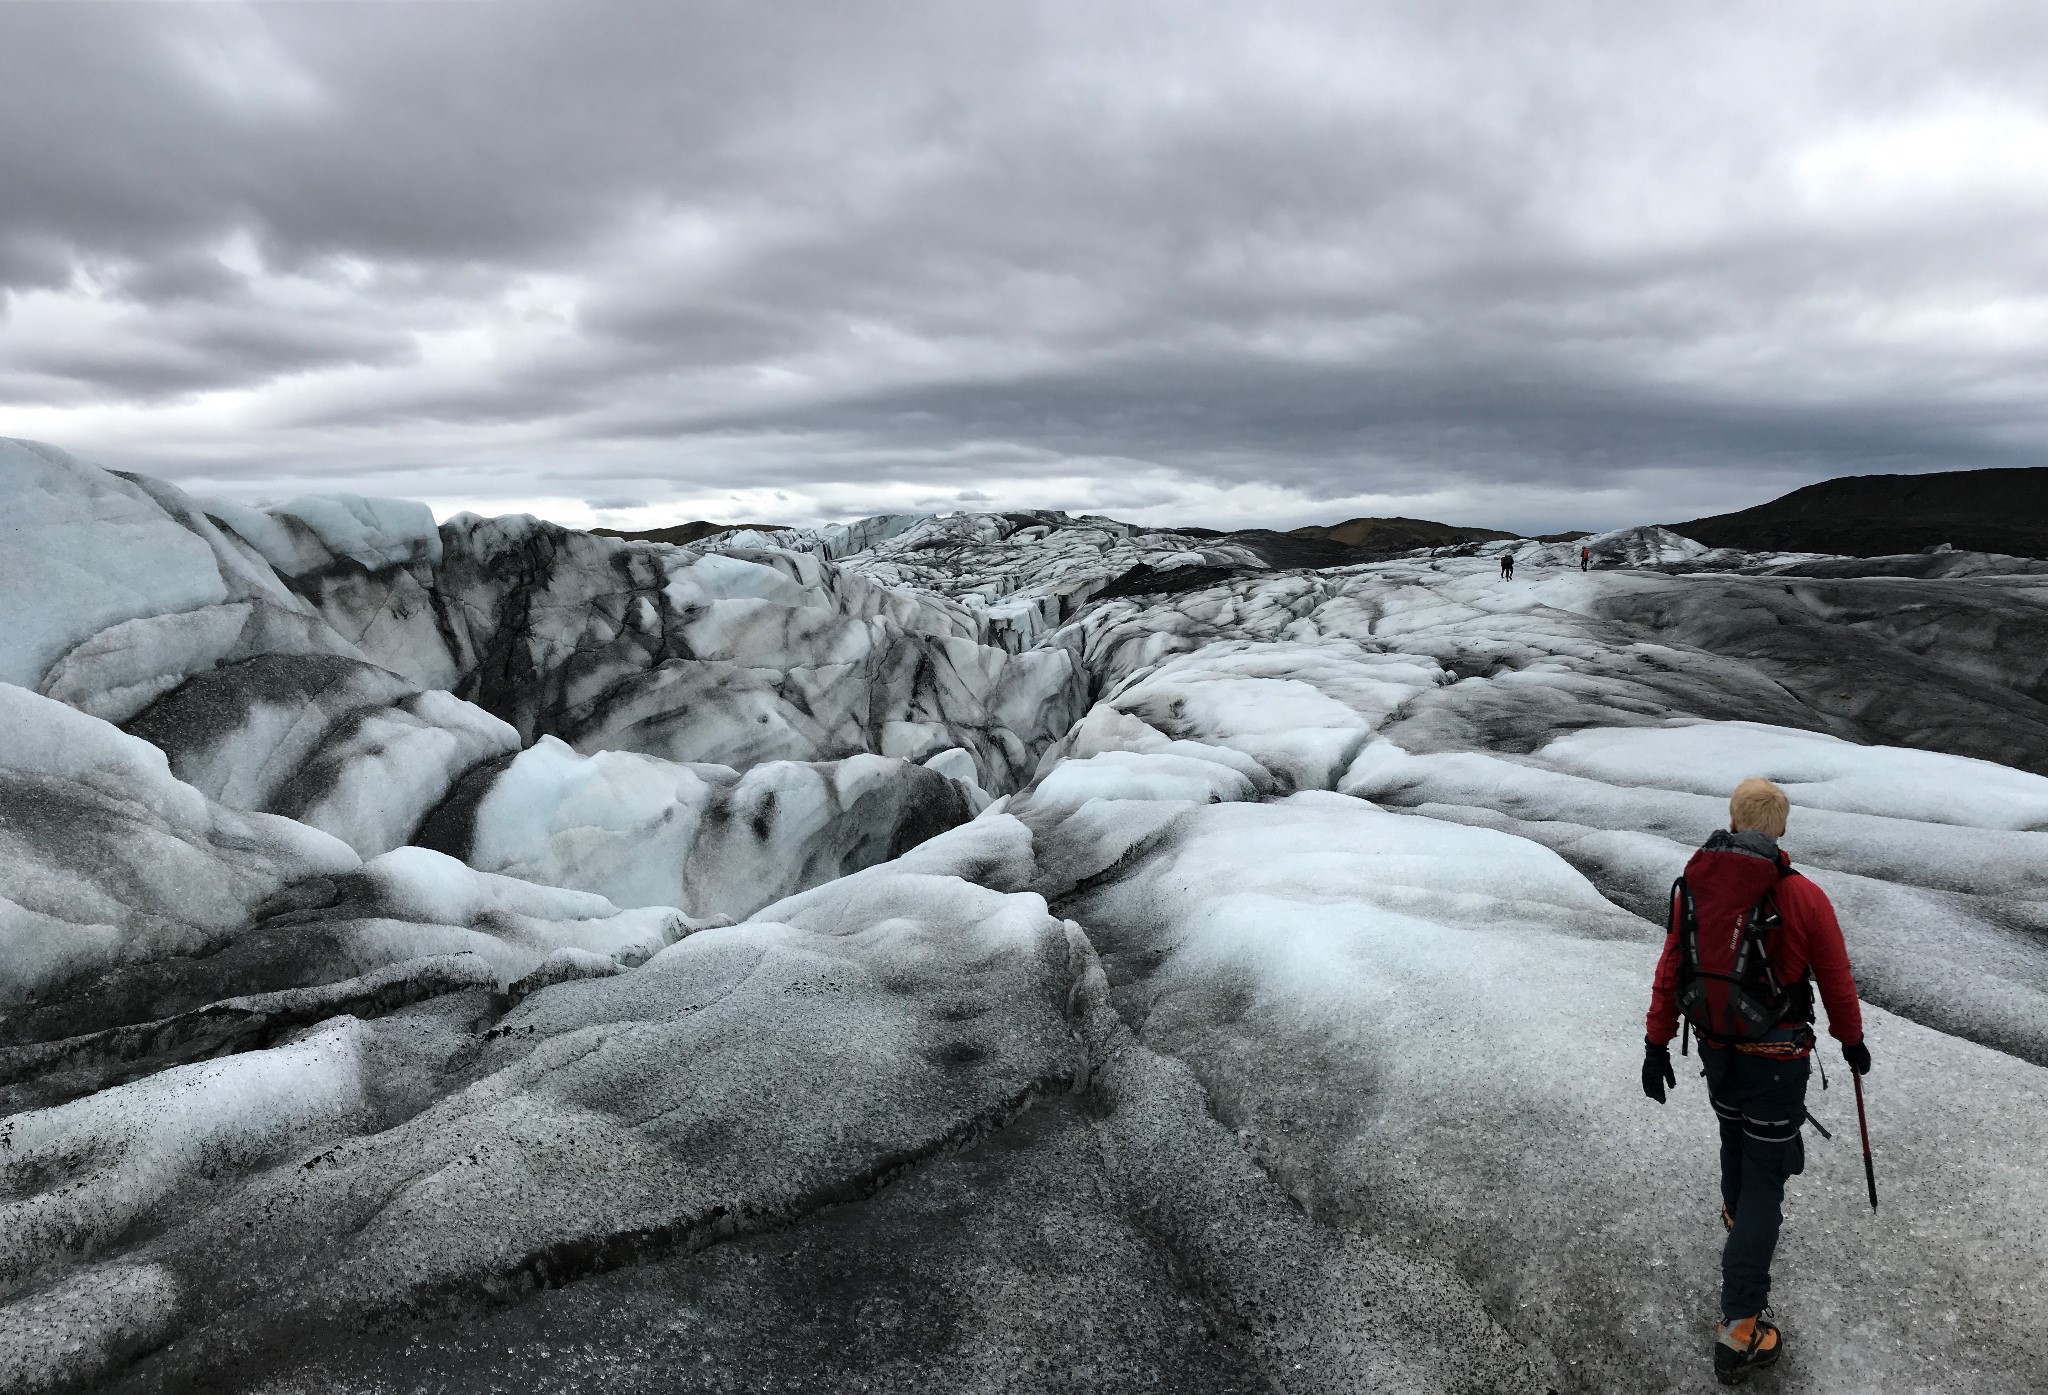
top-left (2, 1), bottom-right (2044, 534)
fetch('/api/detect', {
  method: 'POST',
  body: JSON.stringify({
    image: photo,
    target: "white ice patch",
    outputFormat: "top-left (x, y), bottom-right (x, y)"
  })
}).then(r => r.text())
top-left (884, 721), bottom-right (957, 764)
top-left (665, 551), bottom-right (817, 610)
top-left (356, 846), bottom-right (686, 979)
top-left (0, 682), bottom-right (205, 821)
top-left (260, 494), bottom-right (443, 574)
top-left (1538, 720), bottom-right (2048, 832)
top-left (1057, 704), bottom-right (1276, 783)
top-left (1031, 750), bottom-right (1258, 811)
top-left (192, 496), bottom-right (304, 575)
top-left (1102, 642), bottom-right (1443, 790)
top-left (465, 737), bottom-right (725, 911)
top-left (362, 844), bottom-right (636, 925)
top-left (0, 440), bottom-right (230, 690)
top-left (290, 690), bottom-right (520, 858)
top-left (0, 1018), bottom-right (377, 1287)
top-left (1577, 524), bottom-right (1711, 566)
top-left (463, 739), bottom-right (968, 919)
top-left (920, 746), bottom-right (992, 810)
top-left (36, 601), bottom-right (366, 726)
top-left (679, 598), bottom-right (876, 668)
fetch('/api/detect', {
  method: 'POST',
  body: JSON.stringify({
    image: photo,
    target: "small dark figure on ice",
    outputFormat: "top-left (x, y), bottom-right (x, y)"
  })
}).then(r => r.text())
top-left (1642, 777), bottom-right (1872, 1385)
top-left (1499, 552), bottom-right (1515, 580)
top-left (1580, 544), bottom-right (1591, 572)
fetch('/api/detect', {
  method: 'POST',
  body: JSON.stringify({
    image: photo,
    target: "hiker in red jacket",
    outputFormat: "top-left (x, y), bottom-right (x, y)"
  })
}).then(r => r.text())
top-left (1641, 777), bottom-right (1871, 1386)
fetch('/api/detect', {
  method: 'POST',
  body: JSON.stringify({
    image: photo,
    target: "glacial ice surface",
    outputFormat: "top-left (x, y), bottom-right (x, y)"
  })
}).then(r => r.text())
top-left (4, 438), bottom-right (2047, 1393)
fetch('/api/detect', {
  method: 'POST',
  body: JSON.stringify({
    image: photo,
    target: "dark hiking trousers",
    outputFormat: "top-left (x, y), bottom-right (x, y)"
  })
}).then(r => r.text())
top-left (1700, 1043), bottom-right (1808, 1320)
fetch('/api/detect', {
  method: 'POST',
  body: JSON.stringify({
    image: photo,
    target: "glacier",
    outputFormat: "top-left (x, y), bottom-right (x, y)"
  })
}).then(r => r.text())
top-left (2, 435), bottom-right (2045, 1393)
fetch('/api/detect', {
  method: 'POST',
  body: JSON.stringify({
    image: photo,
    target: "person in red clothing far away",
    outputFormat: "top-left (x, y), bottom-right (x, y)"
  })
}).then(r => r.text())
top-left (1641, 777), bottom-right (1872, 1386)
top-left (1580, 544), bottom-right (1591, 572)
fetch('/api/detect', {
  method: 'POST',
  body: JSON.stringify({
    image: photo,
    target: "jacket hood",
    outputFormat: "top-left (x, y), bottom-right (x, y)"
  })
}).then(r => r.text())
top-left (1685, 829), bottom-right (1788, 903)
top-left (1702, 828), bottom-right (1781, 862)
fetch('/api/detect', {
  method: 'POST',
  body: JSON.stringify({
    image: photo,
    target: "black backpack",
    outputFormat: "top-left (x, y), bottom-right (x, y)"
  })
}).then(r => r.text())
top-left (1670, 869), bottom-right (1815, 1045)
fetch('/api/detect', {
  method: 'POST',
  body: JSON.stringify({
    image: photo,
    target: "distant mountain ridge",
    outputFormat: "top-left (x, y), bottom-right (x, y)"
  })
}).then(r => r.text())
top-left (1286, 515), bottom-right (1520, 550)
top-left (1673, 467), bottom-right (2048, 558)
top-left (592, 520), bottom-right (792, 546)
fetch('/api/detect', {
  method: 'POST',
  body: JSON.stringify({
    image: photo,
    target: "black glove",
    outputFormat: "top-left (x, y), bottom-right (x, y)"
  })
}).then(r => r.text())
top-left (1842, 1039), bottom-right (1872, 1076)
top-left (1642, 1040), bottom-right (1676, 1103)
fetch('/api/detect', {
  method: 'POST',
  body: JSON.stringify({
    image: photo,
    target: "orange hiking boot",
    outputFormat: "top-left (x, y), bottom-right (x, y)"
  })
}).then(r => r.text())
top-left (1714, 1311), bottom-right (1783, 1385)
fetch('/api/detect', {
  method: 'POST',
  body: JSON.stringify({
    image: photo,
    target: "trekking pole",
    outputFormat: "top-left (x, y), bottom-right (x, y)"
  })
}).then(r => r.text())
top-left (1852, 1071), bottom-right (1878, 1212)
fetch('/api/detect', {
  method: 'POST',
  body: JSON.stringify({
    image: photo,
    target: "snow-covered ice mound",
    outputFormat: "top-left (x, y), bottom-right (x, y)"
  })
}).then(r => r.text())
top-left (5, 439), bottom-right (2048, 1392)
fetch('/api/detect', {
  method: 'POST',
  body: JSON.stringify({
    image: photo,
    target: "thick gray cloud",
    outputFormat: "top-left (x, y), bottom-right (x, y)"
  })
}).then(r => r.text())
top-left (1, 0), bottom-right (2044, 531)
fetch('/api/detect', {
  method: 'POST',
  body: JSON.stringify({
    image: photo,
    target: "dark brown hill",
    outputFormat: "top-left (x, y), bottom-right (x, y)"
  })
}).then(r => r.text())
top-left (592, 520), bottom-right (791, 546)
top-left (1287, 516), bottom-right (1519, 550)
top-left (1673, 468), bottom-right (2048, 558)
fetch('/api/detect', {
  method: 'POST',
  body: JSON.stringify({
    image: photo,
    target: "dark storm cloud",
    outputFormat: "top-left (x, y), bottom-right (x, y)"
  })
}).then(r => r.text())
top-left (25, 310), bottom-right (414, 400)
top-left (596, 352), bottom-right (2040, 524)
top-left (2, 1), bottom-right (2045, 529)
top-left (673, 358), bottom-right (2042, 480)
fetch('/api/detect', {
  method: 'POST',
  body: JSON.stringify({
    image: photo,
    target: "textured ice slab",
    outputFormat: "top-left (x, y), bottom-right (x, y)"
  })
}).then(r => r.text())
top-left (421, 736), bottom-right (973, 919)
top-left (231, 493), bottom-right (443, 575)
top-left (126, 655), bottom-right (520, 857)
top-left (0, 681), bottom-right (696, 1115)
top-left (0, 440), bottom-right (375, 725)
top-left (1046, 639), bottom-right (1449, 791)
top-left (3, 849), bottom-right (1090, 1395)
top-left (1575, 569), bottom-right (2048, 773)
top-left (0, 441), bottom-right (247, 694)
top-left (0, 683), bottom-right (361, 1039)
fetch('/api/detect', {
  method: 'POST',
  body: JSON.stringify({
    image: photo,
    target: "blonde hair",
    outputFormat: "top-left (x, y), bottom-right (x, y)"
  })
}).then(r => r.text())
top-left (1729, 777), bottom-right (1790, 837)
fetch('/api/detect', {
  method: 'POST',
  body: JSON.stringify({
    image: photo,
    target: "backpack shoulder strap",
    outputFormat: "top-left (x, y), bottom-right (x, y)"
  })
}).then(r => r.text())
top-left (1672, 877), bottom-right (1703, 971)
top-left (1765, 862), bottom-right (1812, 987)
top-left (1741, 878), bottom-right (1792, 994)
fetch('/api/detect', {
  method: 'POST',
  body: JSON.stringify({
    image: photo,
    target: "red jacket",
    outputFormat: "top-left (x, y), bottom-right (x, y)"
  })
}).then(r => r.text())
top-left (1646, 843), bottom-right (1863, 1047)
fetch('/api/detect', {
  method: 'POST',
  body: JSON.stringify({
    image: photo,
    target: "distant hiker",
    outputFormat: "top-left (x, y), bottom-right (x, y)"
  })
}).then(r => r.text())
top-left (1499, 552), bottom-right (1515, 580)
top-left (1580, 545), bottom-right (1591, 572)
top-left (1642, 778), bottom-right (1870, 1385)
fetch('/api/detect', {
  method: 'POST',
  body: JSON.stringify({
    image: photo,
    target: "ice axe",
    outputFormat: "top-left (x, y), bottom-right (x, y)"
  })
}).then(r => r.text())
top-left (1852, 1070), bottom-right (1878, 1212)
